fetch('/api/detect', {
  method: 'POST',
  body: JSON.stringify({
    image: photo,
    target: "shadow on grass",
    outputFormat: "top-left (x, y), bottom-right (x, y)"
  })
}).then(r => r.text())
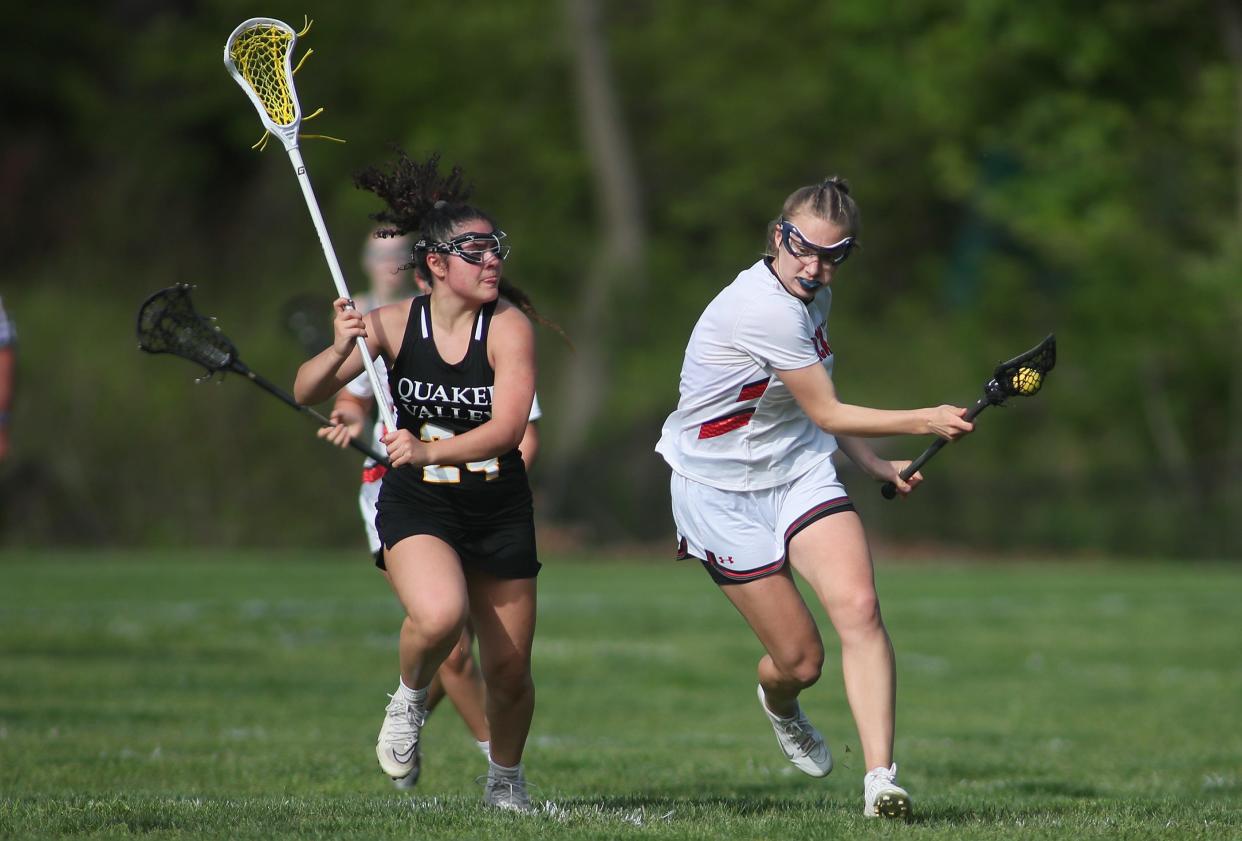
top-left (548, 790), bottom-right (834, 819)
top-left (546, 782), bottom-right (1104, 827)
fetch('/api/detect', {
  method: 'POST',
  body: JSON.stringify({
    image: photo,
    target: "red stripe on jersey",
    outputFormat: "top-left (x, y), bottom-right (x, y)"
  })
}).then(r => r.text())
top-left (361, 465), bottom-right (388, 484)
top-left (737, 377), bottom-right (770, 402)
top-left (697, 408), bottom-right (755, 439)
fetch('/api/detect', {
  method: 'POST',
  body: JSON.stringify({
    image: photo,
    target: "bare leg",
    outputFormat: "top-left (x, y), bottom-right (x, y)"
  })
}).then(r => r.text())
top-left (383, 536), bottom-right (470, 690)
top-left (426, 672), bottom-right (447, 712)
top-left (434, 625), bottom-right (490, 742)
top-left (393, 616), bottom-right (444, 711)
top-left (465, 571), bottom-right (537, 767)
top-left (787, 511), bottom-right (895, 770)
top-left (389, 587), bottom-right (488, 740)
top-left (716, 567), bottom-right (824, 716)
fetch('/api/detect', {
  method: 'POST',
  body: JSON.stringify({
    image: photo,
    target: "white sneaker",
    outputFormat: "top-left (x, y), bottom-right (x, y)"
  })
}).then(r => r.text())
top-left (391, 745), bottom-right (420, 790)
top-left (482, 769), bottom-right (535, 813)
top-left (863, 763), bottom-right (912, 819)
top-left (376, 693), bottom-right (425, 779)
top-left (756, 684), bottom-right (832, 777)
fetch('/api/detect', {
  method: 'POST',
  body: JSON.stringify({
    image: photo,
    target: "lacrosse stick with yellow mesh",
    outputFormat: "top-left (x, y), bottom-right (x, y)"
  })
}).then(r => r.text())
top-left (223, 17), bottom-right (397, 433)
top-left (881, 334), bottom-right (1056, 499)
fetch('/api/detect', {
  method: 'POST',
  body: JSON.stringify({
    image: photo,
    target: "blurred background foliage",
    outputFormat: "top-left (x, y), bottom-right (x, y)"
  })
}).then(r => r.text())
top-left (0, 0), bottom-right (1237, 557)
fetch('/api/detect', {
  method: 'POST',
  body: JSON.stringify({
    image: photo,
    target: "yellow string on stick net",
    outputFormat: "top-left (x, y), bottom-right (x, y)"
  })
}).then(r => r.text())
top-left (228, 21), bottom-right (301, 127)
top-left (225, 17), bottom-right (341, 150)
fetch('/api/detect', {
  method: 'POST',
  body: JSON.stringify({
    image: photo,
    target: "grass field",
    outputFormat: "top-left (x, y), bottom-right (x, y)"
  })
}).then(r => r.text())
top-left (1, 550), bottom-right (1239, 839)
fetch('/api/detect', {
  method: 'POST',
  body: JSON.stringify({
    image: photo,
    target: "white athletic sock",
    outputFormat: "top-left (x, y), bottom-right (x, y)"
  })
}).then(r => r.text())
top-left (477, 739), bottom-right (491, 758)
top-left (489, 759), bottom-right (522, 780)
top-left (397, 678), bottom-right (428, 706)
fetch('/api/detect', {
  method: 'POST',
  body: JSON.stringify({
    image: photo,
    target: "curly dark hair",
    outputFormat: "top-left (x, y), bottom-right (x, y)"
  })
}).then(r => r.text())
top-left (355, 148), bottom-right (570, 347)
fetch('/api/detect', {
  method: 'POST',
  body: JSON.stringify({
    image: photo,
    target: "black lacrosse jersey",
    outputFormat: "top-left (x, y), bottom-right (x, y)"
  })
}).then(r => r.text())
top-left (383, 295), bottom-right (526, 491)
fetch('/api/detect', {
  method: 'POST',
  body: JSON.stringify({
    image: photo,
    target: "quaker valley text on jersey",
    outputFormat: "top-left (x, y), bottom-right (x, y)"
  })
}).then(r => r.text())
top-left (395, 379), bottom-right (496, 423)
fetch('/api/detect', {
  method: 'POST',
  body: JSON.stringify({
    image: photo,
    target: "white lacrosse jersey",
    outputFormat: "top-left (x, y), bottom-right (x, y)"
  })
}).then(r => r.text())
top-left (0, 295), bottom-right (14, 347)
top-left (655, 259), bottom-right (837, 491)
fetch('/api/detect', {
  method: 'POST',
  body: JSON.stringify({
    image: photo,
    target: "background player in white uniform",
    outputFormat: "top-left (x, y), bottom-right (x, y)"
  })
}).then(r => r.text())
top-left (0, 294), bottom-right (15, 463)
top-left (317, 230), bottom-right (542, 790)
top-left (656, 177), bottom-right (973, 819)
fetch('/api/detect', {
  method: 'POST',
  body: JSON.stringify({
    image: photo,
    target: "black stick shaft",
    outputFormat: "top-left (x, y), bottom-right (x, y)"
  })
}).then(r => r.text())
top-left (880, 394), bottom-right (993, 499)
top-left (230, 360), bottom-right (391, 467)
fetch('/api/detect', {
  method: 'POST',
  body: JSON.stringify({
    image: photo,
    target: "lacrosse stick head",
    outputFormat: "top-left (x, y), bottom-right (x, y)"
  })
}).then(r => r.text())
top-left (137, 284), bottom-right (238, 377)
top-left (986, 333), bottom-right (1056, 402)
top-left (224, 18), bottom-right (303, 150)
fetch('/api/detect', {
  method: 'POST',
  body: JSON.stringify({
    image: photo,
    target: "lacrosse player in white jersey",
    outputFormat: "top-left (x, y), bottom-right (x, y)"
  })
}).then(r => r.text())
top-left (656, 177), bottom-right (973, 820)
top-left (0, 294), bottom-right (14, 462)
top-left (316, 224), bottom-right (543, 799)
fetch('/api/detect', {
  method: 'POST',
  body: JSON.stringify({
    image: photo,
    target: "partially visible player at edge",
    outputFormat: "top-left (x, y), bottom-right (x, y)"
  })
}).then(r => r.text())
top-left (655, 177), bottom-right (973, 819)
top-left (0, 294), bottom-right (15, 462)
top-left (317, 228), bottom-right (544, 791)
top-left (295, 151), bottom-right (555, 813)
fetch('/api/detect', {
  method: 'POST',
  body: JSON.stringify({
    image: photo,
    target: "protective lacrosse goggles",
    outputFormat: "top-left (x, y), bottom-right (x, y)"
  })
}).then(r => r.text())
top-left (778, 219), bottom-right (856, 265)
top-left (417, 230), bottom-right (510, 265)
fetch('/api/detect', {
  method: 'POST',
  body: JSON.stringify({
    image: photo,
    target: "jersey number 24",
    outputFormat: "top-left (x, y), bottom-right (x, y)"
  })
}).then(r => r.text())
top-left (418, 422), bottom-right (500, 483)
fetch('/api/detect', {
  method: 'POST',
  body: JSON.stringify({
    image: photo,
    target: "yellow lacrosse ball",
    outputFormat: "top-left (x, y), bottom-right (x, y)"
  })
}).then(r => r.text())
top-left (1012, 367), bottom-right (1042, 395)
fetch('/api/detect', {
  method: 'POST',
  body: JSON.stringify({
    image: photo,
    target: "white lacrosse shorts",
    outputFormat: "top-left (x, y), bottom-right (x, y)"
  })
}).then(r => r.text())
top-left (359, 471), bottom-right (384, 566)
top-left (670, 456), bottom-right (855, 584)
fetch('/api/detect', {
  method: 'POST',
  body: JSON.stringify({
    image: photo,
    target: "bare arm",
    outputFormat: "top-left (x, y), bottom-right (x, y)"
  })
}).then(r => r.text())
top-left (317, 389), bottom-right (373, 450)
top-left (518, 421), bottom-right (539, 470)
top-left (775, 362), bottom-right (972, 440)
top-left (835, 435), bottom-right (889, 478)
top-left (0, 346), bottom-right (12, 413)
top-left (836, 434), bottom-right (926, 497)
top-left (0, 346), bottom-right (13, 461)
top-left (295, 299), bottom-right (406, 405)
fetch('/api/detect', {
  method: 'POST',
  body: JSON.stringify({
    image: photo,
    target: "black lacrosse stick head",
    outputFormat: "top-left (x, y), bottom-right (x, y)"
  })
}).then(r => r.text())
top-left (136, 284), bottom-right (237, 376)
top-left (985, 333), bottom-right (1056, 403)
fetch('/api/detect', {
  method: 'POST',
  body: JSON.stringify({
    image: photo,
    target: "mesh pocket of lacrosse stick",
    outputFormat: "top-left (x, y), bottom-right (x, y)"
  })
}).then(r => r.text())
top-left (224, 17), bottom-right (340, 151)
top-left (136, 284), bottom-right (236, 378)
top-left (990, 334), bottom-right (1056, 401)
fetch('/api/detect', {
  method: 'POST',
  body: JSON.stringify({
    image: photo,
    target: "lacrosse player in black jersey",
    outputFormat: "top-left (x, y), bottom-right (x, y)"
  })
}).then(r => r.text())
top-left (317, 227), bottom-right (545, 791)
top-left (296, 152), bottom-right (551, 813)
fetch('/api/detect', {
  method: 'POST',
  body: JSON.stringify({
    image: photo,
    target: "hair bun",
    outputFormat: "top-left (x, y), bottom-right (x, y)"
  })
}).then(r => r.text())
top-left (821, 176), bottom-right (850, 195)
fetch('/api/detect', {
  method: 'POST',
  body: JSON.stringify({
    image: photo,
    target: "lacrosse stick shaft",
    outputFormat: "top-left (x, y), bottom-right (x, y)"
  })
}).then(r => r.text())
top-left (230, 360), bottom-right (390, 466)
top-left (286, 147), bottom-right (398, 434)
top-left (880, 394), bottom-right (993, 499)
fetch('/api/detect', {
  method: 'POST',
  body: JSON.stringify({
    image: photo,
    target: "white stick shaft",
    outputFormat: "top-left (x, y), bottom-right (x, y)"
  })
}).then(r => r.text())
top-left (286, 147), bottom-right (399, 433)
